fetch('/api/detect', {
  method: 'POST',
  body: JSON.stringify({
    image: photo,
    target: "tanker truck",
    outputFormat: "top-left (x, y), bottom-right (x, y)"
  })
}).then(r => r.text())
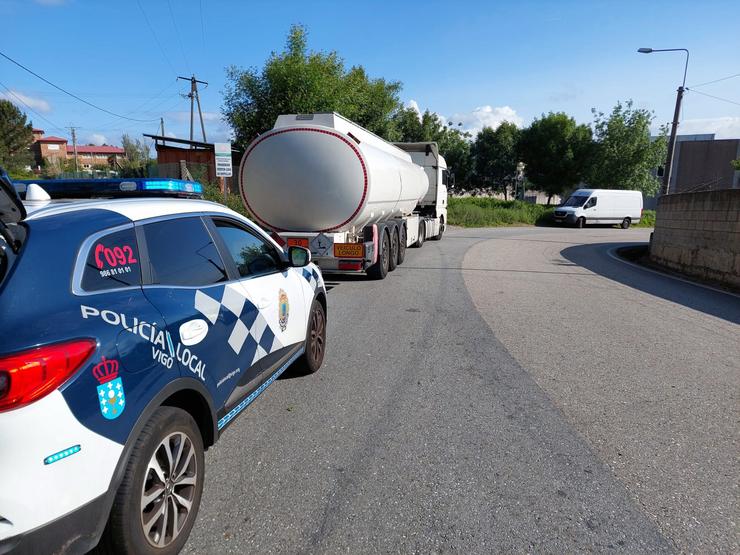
top-left (238, 112), bottom-right (449, 279)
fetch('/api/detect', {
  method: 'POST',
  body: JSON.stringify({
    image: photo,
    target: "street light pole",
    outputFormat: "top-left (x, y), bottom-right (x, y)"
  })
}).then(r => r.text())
top-left (638, 47), bottom-right (689, 195)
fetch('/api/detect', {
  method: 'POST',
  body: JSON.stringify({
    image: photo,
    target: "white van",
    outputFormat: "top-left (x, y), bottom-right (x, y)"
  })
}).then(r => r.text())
top-left (553, 189), bottom-right (643, 228)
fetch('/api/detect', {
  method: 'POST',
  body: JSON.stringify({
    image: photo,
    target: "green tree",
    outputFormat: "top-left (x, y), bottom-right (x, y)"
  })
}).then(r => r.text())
top-left (472, 122), bottom-right (520, 199)
top-left (119, 134), bottom-right (151, 177)
top-left (518, 112), bottom-right (592, 204)
top-left (587, 100), bottom-right (666, 196)
top-left (391, 108), bottom-right (473, 189)
top-left (222, 24), bottom-right (402, 146)
top-left (731, 159), bottom-right (740, 171)
top-left (0, 100), bottom-right (34, 177)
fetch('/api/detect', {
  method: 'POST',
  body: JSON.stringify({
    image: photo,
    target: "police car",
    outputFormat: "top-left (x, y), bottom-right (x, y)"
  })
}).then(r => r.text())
top-left (0, 171), bottom-right (327, 554)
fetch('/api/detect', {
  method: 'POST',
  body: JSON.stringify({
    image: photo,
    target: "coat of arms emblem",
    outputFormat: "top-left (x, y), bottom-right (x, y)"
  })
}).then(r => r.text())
top-left (94, 357), bottom-right (126, 420)
top-left (278, 289), bottom-right (289, 332)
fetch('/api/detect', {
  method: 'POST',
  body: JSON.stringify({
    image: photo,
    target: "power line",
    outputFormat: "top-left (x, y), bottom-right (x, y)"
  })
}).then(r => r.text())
top-left (136, 0), bottom-right (178, 76)
top-left (199, 0), bottom-right (206, 50)
top-left (0, 80), bottom-right (67, 135)
top-left (167, 0), bottom-right (192, 74)
top-left (688, 72), bottom-right (740, 89)
top-left (686, 88), bottom-right (740, 107)
top-left (0, 50), bottom-right (160, 123)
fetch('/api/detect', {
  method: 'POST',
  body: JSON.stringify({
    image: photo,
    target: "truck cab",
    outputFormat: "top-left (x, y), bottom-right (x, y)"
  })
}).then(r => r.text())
top-left (394, 142), bottom-right (448, 235)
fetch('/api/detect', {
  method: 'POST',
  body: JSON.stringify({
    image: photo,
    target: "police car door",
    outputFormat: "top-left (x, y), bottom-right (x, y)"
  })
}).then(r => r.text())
top-left (138, 216), bottom-right (267, 403)
top-left (205, 216), bottom-right (307, 404)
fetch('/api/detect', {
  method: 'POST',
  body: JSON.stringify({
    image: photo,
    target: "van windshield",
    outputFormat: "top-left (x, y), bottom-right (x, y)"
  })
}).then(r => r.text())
top-left (562, 195), bottom-right (589, 207)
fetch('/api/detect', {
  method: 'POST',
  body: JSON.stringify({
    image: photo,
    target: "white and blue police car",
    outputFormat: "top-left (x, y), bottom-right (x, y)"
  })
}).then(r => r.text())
top-left (0, 171), bottom-right (327, 554)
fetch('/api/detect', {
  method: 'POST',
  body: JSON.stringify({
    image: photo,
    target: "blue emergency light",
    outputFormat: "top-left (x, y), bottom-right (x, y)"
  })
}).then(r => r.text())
top-left (13, 177), bottom-right (204, 200)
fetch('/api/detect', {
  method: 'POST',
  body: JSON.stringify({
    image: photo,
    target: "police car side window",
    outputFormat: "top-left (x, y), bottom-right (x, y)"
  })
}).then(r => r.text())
top-left (142, 217), bottom-right (228, 287)
top-left (213, 220), bottom-right (281, 278)
top-left (81, 227), bottom-right (141, 292)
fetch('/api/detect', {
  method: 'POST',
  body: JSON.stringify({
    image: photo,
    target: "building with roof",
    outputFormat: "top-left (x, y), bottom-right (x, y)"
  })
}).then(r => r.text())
top-left (29, 129), bottom-right (127, 174)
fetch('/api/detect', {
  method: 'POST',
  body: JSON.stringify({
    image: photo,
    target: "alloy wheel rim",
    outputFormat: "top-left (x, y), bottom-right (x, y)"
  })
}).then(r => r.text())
top-left (309, 307), bottom-right (325, 364)
top-left (140, 431), bottom-right (197, 548)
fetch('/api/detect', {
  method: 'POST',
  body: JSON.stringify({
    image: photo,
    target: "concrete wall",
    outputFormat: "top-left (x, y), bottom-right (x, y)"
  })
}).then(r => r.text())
top-left (650, 190), bottom-right (740, 289)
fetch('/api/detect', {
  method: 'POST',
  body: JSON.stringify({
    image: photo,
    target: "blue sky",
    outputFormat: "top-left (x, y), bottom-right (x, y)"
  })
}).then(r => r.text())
top-left (1, 0), bottom-right (738, 148)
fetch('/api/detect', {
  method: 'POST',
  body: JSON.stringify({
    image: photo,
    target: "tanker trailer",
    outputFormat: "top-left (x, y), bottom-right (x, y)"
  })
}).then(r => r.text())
top-left (239, 112), bottom-right (448, 279)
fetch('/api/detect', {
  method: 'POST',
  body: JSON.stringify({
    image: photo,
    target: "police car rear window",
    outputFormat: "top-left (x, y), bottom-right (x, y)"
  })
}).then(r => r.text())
top-left (81, 227), bottom-right (141, 291)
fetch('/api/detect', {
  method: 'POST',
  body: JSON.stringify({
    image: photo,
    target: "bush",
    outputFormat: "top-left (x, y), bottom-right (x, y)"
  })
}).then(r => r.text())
top-left (448, 197), bottom-right (554, 227)
top-left (636, 209), bottom-right (655, 227)
top-left (202, 181), bottom-right (252, 218)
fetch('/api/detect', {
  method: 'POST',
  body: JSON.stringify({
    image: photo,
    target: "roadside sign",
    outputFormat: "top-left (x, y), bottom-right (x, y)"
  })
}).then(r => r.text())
top-left (214, 142), bottom-right (232, 177)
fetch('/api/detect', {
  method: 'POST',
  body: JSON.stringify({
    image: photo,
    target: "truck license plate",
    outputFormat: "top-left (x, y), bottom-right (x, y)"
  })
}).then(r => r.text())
top-left (334, 244), bottom-right (364, 258)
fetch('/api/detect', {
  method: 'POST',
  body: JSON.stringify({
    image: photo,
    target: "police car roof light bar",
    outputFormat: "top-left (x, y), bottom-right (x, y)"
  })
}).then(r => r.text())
top-left (12, 178), bottom-right (204, 200)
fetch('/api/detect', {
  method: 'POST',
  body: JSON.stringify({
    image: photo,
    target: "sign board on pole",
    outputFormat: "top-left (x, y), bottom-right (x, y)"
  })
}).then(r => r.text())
top-left (214, 142), bottom-right (233, 178)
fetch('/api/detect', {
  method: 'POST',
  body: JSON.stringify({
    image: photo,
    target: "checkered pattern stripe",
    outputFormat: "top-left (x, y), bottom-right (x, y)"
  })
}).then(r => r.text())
top-left (194, 284), bottom-right (282, 367)
top-left (302, 266), bottom-right (322, 290)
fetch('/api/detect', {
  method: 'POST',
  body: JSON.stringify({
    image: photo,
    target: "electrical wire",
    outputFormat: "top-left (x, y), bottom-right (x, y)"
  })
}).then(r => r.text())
top-left (135, 0), bottom-right (179, 77)
top-left (685, 88), bottom-right (740, 107)
top-left (0, 50), bottom-right (161, 123)
top-left (199, 0), bottom-right (206, 50)
top-left (167, 0), bottom-right (192, 74)
top-left (0, 80), bottom-right (67, 135)
top-left (688, 72), bottom-right (740, 89)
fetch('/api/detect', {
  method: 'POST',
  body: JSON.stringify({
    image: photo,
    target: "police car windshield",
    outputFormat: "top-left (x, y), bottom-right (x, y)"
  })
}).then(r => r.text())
top-left (563, 195), bottom-right (589, 207)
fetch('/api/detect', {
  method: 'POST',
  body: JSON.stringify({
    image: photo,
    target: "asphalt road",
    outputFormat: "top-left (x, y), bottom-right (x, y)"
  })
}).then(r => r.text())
top-left (183, 226), bottom-right (739, 554)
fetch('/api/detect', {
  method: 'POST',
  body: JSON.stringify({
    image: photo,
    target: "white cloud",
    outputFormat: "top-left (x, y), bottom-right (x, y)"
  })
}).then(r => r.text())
top-left (0, 89), bottom-right (51, 113)
top-left (406, 99), bottom-right (422, 120)
top-left (449, 105), bottom-right (523, 135)
top-left (676, 117), bottom-right (740, 139)
top-left (85, 133), bottom-right (108, 146)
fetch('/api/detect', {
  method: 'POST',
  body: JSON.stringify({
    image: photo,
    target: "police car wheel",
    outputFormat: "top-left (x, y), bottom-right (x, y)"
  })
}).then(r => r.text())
top-left (294, 300), bottom-right (326, 374)
top-left (98, 407), bottom-right (204, 555)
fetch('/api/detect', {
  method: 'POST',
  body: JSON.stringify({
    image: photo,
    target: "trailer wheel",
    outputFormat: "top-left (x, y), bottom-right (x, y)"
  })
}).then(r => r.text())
top-left (413, 220), bottom-right (425, 248)
top-left (430, 216), bottom-right (445, 241)
top-left (388, 228), bottom-right (399, 272)
top-left (397, 225), bottom-right (407, 265)
top-left (367, 229), bottom-right (389, 280)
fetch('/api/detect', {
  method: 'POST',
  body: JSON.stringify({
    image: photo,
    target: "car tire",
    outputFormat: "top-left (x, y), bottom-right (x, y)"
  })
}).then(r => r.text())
top-left (97, 407), bottom-right (204, 555)
top-left (388, 228), bottom-right (399, 272)
top-left (413, 221), bottom-right (425, 248)
top-left (621, 217), bottom-right (631, 229)
top-left (367, 229), bottom-right (389, 280)
top-left (397, 225), bottom-right (407, 265)
top-left (293, 299), bottom-right (326, 375)
top-left (576, 217), bottom-right (585, 229)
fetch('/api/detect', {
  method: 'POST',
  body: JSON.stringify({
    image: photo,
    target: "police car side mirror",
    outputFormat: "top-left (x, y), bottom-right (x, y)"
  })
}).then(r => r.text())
top-left (288, 246), bottom-right (311, 267)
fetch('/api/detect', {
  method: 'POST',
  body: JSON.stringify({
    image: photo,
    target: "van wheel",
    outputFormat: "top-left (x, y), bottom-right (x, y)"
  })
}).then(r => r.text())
top-left (413, 221), bottom-right (426, 248)
top-left (388, 228), bottom-right (399, 271)
top-left (621, 218), bottom-right (631, 229)
top-left (367, 229), bottom-right (389, 280)
top-left (98, 407), bottom-right (204, 555)
top-left (397, 225), bottom-right (407, 265)
top-left (576, 217), bottom-right (585, 229)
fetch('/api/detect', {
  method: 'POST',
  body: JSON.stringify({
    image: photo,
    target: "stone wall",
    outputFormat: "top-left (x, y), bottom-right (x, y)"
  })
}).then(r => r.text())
top-left (650, 190), bottom-right (740, 289)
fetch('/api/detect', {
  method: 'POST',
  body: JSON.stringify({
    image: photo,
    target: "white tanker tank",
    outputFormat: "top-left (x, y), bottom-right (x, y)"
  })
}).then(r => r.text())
top-left (239, 113), bottom-right (429, 233)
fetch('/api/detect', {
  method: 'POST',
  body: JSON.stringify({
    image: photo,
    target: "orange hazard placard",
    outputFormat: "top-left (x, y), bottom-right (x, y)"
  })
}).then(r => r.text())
top-left (334, 243), bottom-right (364, 258)
top-left (287, 238), bottom-right (309, 249)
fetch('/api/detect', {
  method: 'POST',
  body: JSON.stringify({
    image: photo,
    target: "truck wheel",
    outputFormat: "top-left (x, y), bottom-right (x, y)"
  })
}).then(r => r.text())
top-left (430, 216), bottom-right (445, 241)
top-left (98, 407), bottom-right (204, 555)
top-left (576, 217), bottom-right (585, 229)
top-left (388, 228), bottom-right (399, 272)
top-left (397, 225), bottom-right (407, 265)
top-left (293, 299), bottom-right (326, 374)
top-left (413, 221), bottom-right (425, 248)
top-left (367, 229), bottom-right (389, 280)
top-left (621, 217), bottom-right (631, 229)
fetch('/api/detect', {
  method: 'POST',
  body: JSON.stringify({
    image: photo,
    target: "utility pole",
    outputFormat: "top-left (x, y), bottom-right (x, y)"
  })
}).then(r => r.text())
top-left (160, 117), bottom-right (165, 137)
top-left (662, 86), bottom-right (685, 195)
top-left (178, 75), bottom-right (208, 146)
top-left (67, 125), bottom-right (79, 175)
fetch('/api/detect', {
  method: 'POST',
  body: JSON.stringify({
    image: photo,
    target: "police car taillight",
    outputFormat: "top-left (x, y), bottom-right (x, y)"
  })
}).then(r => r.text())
top-left (0, 339), bottom-right (96, 412)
